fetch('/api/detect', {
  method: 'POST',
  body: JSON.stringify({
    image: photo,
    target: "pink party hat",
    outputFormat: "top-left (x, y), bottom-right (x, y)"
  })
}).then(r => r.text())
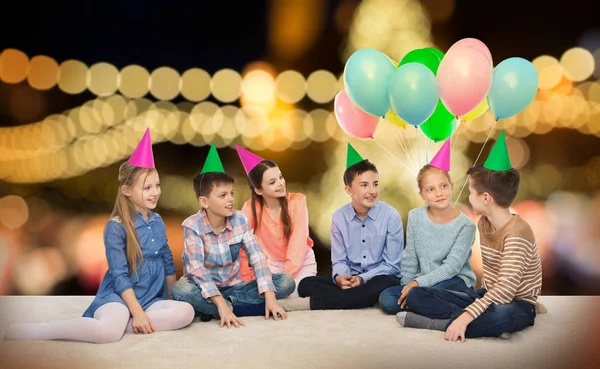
top-left (429, 139), bottom-right (450, 171)
top-left (235, 145), bottom-right (265, 175)
top-left (128, 128), bottom-right (155, 168)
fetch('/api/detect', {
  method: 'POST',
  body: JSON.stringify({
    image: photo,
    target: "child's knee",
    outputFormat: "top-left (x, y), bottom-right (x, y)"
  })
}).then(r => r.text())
top-left (95, 326), bottom-right (125, 344)
top-left (275, 273), bottom-right (296, 297)
top-left (172, 277), bottom-right (195, 301)
top-left (378, 290), bottom-right (397, 313)
top-left (175, 302), bottom-right (195, 328)
top-left (405, 286), bottom-right (429, 306)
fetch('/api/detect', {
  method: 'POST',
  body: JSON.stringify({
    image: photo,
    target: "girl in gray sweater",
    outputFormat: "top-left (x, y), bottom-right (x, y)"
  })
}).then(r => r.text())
top-left (379, 164), bottom-right (477, 314)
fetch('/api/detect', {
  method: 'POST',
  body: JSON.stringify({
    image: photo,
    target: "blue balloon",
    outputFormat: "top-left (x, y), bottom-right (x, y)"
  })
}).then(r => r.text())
top-left (344, 48), bottom-right (396, 117)
top-left (488, 57), bottom-right (539, 119)
top-left (388, 63), bottom-right (439, 126)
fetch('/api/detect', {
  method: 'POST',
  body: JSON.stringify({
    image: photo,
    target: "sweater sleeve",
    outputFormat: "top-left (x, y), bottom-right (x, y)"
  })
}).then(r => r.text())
top-left (464, 235), bottom-right (533, 318)
top-left (284, 194), bottom-right (310, 277)
top-left (400, 213), bottom-right (418, 285)
top-left (238, 200), bottom-right (256, 281)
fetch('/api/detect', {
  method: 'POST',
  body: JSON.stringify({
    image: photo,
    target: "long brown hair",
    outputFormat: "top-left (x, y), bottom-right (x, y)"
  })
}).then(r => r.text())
top-left (110, 161), bottom-right (154, 274)
top-left (247, 160), bottom-right (292, 241)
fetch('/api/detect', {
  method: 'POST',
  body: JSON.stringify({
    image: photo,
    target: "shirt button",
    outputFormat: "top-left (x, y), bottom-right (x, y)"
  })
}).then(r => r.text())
top-left (151, 239), bottom-right (155, 242)
top-left (363, 255), bottom-right (366, 259)
top-left (362, 240), bottom-right (365, 243)
top-left (155, 251), bottom-right (158, 254)
top-left (148, 226), bottom-right (151, 229)
top-left (362, 225), bottom-right (365, 228)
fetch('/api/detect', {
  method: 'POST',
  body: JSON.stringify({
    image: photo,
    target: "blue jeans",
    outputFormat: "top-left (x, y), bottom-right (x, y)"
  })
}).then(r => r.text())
top-left (172, 273), bottom-right (295, 319)
top-left (406, 287), bottom-right (536, 338)
top-left (378, 276), bottom-right (475, 314)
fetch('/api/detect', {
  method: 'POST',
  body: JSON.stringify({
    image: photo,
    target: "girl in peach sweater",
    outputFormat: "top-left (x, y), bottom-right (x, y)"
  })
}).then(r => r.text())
top-left (235, 146), bottom-right (316, 298)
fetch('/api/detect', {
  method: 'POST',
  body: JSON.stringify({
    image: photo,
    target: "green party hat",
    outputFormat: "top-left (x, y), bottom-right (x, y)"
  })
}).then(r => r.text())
top-left (200, 143), bottom-right (226, 174)
top-left (483, 131), bottom-right (512, 171)
top-left (346, 143), bottom-right (365, 169)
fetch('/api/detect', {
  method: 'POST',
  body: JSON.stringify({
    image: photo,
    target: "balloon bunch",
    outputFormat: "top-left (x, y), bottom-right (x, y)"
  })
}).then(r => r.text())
top-left (334, 38), bottom-right (539, 143)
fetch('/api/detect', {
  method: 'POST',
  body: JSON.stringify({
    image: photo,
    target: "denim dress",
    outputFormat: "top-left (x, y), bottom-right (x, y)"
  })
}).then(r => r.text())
top-left (82, 211), bottom-right (177, 318)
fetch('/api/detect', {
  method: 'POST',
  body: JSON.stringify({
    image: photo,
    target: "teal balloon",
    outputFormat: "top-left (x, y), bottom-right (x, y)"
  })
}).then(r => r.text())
top-left (344, 48), bottom-right (396, 117)
top-left (420, 100), bottom-right (455, 142)
top-left (488, 57), bottom-right (539, 119)
top-left (399, 49), bottom-right (442, 75)
top-left (388, 63), bottom-right (439, 126)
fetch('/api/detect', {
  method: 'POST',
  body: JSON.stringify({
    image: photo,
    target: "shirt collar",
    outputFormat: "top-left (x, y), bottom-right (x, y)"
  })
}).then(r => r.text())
top-left (199, 208), bottom-right (233, 235)
top-left (343, 201), bottom-right (379, 222)
top-left (134, 210), bottom-right (159, 224)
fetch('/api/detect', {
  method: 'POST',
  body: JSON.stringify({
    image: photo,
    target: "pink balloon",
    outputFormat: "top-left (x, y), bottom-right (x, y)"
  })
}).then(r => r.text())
top-left (437, 47), bottom-right (493, 117)
top-left (334, 90), bottom-right (379, 139)
top-left (448, 38), bottom-right (493, 66)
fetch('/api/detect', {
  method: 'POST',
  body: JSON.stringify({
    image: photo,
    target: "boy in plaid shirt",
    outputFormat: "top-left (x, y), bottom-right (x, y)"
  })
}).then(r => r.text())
top-left (172, 144), bottom-right (294, 328)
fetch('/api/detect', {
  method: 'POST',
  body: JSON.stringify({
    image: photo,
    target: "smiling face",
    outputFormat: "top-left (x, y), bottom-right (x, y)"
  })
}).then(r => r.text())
top-left (123, 169), bottom-right (161, 214)
top-left (254, 166), bottom-right (286, 199)
top-left (345, 170), bottom-right (379, 214)
top-left (200, 182), bottom-right (235, 218)
top-left (419, 170), bottom-right (453, 211)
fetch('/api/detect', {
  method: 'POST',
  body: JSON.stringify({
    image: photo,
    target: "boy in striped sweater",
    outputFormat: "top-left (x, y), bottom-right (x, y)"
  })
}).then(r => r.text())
top-left (397, 132), bottom-right (543, 342)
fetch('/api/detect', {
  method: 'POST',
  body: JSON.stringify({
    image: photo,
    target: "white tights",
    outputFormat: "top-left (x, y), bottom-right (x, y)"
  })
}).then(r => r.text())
top-left (4, 300), bottom-right (194, 344)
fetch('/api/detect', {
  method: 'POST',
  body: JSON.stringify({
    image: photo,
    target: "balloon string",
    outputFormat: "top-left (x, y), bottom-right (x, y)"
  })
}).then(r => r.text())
top-left (401, 126), bottom-right (419, 172)
top-left (453, 117), bottom-right (499, 207)
top-left (392, 126), bottom-right (416, 171)
top-left (388, 120), bottom-right (410, 163)
top-left (372, 137), bottom-right (417, 176)
top-left (416, 126), bottom-right (421, 168)
top-left (450, 117), bottom-right (463, 160)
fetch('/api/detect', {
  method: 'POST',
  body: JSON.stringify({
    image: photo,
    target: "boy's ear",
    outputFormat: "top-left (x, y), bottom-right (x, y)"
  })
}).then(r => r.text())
top-left (198, 196), bottom-right (208, 209)
top-left (120, 185), bottom-right (131, 197)
top-left (344, 185), bottom-right (352, 196)
top-left (483, 192), bottom-right (494, 205)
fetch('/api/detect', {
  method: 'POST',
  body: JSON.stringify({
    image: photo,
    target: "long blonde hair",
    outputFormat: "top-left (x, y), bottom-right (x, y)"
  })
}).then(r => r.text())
top-left (110, 161), bottom-right (154, 274)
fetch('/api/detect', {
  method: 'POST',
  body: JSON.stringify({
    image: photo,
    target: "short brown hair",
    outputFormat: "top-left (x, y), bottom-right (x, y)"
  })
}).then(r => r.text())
top-left (343, 160), bottom-right (378, 186)
top-left (417, 165), bottom-right (453, 191)
top-left (193, 172), bottom-right (234, 199)
top-left (467, 164), bottom-right (520, 208)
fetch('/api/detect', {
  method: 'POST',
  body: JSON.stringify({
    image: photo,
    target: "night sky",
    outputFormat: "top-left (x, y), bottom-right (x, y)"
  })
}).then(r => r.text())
top-left (1, 0), bottom-right (599, 179)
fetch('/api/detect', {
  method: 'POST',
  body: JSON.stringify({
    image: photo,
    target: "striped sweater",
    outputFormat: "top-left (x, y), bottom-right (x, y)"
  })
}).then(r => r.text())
top-left (465, 214), bottom-right (542, 319)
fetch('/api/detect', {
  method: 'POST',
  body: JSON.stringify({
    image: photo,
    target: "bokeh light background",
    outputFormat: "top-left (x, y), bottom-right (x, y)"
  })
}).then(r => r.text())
top-left (0, 0), bottom-right (599, 298)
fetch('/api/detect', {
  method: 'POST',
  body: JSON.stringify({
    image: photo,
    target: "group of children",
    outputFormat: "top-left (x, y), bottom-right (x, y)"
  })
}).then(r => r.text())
top-left (3, 128), bottom-right (543, 344)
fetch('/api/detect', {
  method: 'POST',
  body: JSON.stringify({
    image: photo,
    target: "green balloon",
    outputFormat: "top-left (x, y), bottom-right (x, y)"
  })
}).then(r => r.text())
top-left (423, 47), bottom-right (445, 61)
top-left (420, 100), bottom-right (456, 143)
top-left (399, 49), bottom-right (442, 75)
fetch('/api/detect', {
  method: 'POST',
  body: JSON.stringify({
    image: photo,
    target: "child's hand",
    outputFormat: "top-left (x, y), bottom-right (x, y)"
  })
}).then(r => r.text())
top-left (132, 312), bottom-right (156, 334)
top-left (349, 276), bottom-right (363, 288)
top-left (264, 294), bottom-right (287, 321)
top-left (217, 305), bottom-right (245, 328)
top-left (445, 312), bottom-right (474, 343)
top-left (335, 275), bottom-right (353, 289)
top-left (397, 280), bottom-right (419, 309)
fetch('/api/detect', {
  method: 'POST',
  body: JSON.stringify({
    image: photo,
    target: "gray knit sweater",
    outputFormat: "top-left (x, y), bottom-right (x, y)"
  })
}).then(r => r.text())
top-left (400, 206), bottom-right (477, 287)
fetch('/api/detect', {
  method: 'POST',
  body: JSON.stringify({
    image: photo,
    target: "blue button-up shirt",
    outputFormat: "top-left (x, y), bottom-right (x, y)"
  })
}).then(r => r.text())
top-left (331, 201), bottom-right (403, 283)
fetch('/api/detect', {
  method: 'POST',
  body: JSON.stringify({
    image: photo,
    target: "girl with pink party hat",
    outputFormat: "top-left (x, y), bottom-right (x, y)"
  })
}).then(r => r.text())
top-left (235, 145), bottom-right (317, 298)
top-left (4, 129), bottom-right (194, 343)
top-left (378, 139), bottom-right (478, 315)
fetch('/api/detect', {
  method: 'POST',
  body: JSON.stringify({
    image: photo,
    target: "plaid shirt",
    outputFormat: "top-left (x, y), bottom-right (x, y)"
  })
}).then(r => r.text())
top-left (181, 208), bottom-right (276, 299)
